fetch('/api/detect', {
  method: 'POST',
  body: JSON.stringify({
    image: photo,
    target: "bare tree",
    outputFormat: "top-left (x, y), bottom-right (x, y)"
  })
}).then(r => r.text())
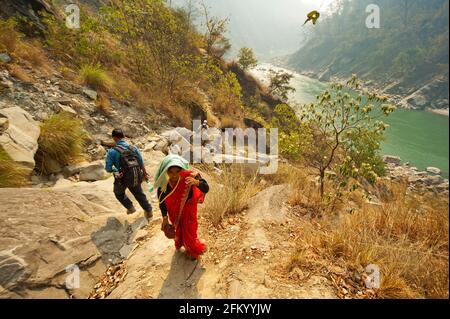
top-left (200, 1), bottom-right (231, 59)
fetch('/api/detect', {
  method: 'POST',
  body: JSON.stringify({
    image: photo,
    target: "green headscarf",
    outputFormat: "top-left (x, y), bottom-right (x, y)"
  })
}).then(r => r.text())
top-left (150, 154), bottom-right (189, 193)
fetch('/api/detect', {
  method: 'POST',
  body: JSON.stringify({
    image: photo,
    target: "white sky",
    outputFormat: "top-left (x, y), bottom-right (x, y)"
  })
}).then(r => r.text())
top-left (173, 0), bottom-right (338, 59)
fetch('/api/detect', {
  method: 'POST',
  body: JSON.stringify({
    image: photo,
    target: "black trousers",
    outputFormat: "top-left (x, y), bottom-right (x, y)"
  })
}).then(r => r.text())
top-left (113, 179), bottom-right (152, 212)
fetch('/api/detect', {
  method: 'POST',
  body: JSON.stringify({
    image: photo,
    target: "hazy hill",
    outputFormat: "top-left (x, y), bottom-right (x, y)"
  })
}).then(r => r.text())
top-left (287, 0), bottom-right (449, 110)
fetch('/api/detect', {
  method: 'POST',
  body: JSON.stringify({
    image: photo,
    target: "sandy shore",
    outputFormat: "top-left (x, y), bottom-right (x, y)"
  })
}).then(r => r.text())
top-left (427, 108), bottom-right (449, 117)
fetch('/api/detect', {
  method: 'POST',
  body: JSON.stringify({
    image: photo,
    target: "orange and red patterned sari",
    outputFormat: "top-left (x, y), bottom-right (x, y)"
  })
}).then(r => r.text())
top-left (162, 170), bottom-right (206, 259)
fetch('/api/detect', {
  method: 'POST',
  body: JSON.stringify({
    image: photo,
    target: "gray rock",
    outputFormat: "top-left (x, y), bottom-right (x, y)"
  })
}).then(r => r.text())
top-left (0, 107), bottom-right (40, 173)
top-left (58, 81), bottom-right (83, 95)
top-left (169, 144), bottom-right (182, 155)
top-left (169, 130), bottom-right (182, 144)
top-left (83, 88), bottom-right (98, 100)
top-left (153, 138), bottom-right (169, 153)
top-left (382, 155), bottom-right (401, 166)
top-left (53, 97), bottom-right (72, 106)
top-left (79, 161), bottom-right (109, 181)
top-left (426, 167), bottom-right (441, 175)
top-left (56, 103), bottom-right (77, 116)
top-left (435, 182), bottom-right (449, 191)
top-left (0, 183), bottom-right (126, 298)
top-left (0, 252), bottom-right (30, 289)
top-left (62, 164), bottom-right (83, 178)
top-left (0, 53), bottom-right (11, 63)
top-left (144, 141), bottom-right (157, 152)
top-left (408, 175), bottom-right (423, 184)
top-left (87, 144), bottom-right (106, 161)
top-left (407, 93), bottom-right (427, 108)
top-left (423, 175), bottom-right (444, 186)
top-left (175, 127), bottom-right (193, 140)
top-left (45, 158), bottom-right (63, 174)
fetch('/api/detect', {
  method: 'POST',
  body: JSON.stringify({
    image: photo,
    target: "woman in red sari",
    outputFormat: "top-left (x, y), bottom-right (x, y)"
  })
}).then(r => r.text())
top-left (157, 164), bottom-right (208, 260)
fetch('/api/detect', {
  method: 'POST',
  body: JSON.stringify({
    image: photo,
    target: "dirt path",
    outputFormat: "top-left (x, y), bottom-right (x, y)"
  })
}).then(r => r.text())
top-left (96, 185), bottom-right (336, 299)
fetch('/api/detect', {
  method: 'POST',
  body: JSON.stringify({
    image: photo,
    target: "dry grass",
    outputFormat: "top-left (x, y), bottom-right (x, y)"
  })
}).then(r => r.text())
top-left (59, 66), bottom-right (78, 82)
top-left (289, 180), bottom-right (449, 299)
top-left (112, 74), bottom-right (145, 104)
top-left (16, 40), bottom-right (47, 67)
top-left (6, 64), bottom-right (33, 84)
top-left (35, 113), bottom-right (88, 174)
top-left (0, 146), bottom-right (30, 188)
top-left (199, 165), bottom-right (263, 226)
top-left (96, 92), bottom-right (113, 116)
top-left (0, 19), bottom-right (21, 53)
top-left (219, 115), bottom-right (244, 129)
top-left (80, 64), bottom-right (112, 91)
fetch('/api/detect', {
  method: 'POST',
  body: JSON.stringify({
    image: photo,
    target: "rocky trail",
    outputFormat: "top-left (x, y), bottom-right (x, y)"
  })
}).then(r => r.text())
top-left (93, 184), bottom-right (336, 299)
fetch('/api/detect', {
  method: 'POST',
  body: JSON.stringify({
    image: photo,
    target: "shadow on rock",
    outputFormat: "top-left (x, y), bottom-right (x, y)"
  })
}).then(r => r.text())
top-left (91, 217), bottom-right (148, 266)
top-left (158, 250), bottom-right (205, 299)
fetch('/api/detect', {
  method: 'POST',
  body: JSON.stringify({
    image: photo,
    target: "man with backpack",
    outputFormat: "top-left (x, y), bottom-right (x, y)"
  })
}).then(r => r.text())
top-left (105, 129), bottom-right (153, 220)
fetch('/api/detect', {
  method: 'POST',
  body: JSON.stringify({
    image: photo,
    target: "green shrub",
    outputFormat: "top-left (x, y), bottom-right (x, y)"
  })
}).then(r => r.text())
top-left (35, 113), bottom-right (88, 174)
top-left (80, 64), bottom-right (111, 90)
top-left (0, 146), bottom-right (29, 187)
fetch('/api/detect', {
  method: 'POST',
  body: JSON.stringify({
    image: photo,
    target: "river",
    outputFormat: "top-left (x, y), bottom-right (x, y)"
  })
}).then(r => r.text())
top-left (250, 63), bottom-right (449, 177)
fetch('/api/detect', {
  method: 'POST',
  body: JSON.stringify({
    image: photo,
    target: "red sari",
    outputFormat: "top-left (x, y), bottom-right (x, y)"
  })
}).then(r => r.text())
top-left (164, 170), bottom-right (206, 259)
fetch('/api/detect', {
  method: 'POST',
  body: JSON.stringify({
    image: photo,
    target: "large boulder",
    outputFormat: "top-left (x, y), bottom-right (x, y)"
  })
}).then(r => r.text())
top-left (153, 138), bottom-right (169, 154)
top-left (382, 155), bottom-right (401, 166)
top-left (0, 53), bottom-right (11, 63)
top-left (175, 127), bottom-right (193, 141)
top-left (0, 178), bottom-right (144, 299)
top-left (423, 175), bottom-right (444, 186)
top-left (83, 88), bottom-right (98, 101)
top-left (79, 161), bottom-right (109, 182)
top-left (44, 157), bottom-right (63, 174)
top-left (87, 144), bottom-right (107, 161)
top-left (0, 107), bottom-right (40, 173)
top-left (426, 167), bottom-right (442, 175)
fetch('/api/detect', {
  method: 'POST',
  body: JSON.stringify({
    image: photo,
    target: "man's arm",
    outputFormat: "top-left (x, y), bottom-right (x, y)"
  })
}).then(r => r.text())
top-left (105, 149), bottom-right (118, 173)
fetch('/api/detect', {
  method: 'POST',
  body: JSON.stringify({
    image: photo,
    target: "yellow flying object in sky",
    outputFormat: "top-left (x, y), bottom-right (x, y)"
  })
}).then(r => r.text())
top-left (303, 10), bottom-right (321, 25)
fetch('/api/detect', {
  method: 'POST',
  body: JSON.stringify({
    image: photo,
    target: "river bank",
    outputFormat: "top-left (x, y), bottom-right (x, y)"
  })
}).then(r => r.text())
top-left (427, 108), bottom-right (449, 117)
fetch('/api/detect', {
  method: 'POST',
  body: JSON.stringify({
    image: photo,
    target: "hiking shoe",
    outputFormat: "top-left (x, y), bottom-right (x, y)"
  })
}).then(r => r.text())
top-left (144, 209), bottom-right (153, 220)
top-left (127, 207), bottom-right (137, 215)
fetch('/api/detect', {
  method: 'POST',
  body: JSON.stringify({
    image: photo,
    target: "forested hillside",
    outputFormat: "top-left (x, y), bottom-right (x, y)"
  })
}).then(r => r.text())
top-left (287, 0), bottom-right (449, 110)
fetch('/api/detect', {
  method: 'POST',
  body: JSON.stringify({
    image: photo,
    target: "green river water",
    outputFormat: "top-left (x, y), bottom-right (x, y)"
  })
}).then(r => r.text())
top-left (251, 64), bottom-right (449, 177)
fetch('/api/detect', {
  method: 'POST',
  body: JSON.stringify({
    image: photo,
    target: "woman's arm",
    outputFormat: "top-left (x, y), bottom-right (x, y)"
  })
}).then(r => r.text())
top-left (195, 175), bottom-right (209, 194)
top-left (158, 187), bottom-right (169, 230)
top-left (157, 188), bottom-right (168, 217)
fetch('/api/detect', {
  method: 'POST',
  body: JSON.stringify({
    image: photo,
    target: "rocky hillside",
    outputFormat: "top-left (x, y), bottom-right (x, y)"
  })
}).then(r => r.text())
top-left (1, 0), bottom-right (448, 300)
top-left (286, 0), bottom-right (449, 111)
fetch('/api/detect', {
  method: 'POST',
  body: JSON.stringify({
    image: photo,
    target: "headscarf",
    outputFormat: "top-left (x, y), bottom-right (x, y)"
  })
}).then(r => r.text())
top-left (150, 154), bottom-right (189, 193)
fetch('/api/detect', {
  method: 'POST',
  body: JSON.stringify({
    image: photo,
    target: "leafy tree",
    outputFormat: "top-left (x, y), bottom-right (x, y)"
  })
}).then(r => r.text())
top-left (101, 0), bottom-right (201, 93)
top-left (297, 75), bottom-right (396, 197)
top-left (269, 104), bottom-right (311, 162)
top-left (206, 64), bottom-right (243, 115)
top-left (238, 47), bottom-right (258, 70)
top-left (268, 70), bottom-right (296, 102)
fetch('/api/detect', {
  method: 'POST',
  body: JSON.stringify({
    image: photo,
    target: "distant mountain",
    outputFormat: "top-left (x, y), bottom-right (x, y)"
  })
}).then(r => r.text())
top-left (286, 0), bottom-right (449, 110)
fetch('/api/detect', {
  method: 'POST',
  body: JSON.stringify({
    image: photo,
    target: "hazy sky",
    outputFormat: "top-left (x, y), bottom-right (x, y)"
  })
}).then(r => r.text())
top-left (173, 0), bottom-right (336, 60)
